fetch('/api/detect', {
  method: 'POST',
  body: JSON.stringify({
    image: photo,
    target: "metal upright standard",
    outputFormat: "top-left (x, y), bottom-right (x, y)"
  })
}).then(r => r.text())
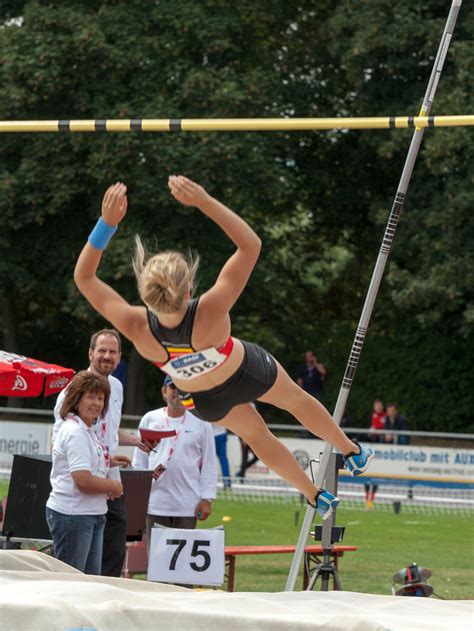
top-left (285, 0), bottom-right (463, 592)
top-left (305, 453), bottom-right (345, 591)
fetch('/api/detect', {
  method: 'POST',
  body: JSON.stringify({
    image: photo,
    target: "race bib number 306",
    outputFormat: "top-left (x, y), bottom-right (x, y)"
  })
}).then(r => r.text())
top-left (148, 527), bottom-right (225, 586)
top-left (163, 347), bottom-right (227, 380)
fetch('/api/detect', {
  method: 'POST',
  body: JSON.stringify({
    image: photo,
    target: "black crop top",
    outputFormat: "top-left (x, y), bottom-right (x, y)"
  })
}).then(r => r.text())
top-left (147, 298), bottom-right (199, 366)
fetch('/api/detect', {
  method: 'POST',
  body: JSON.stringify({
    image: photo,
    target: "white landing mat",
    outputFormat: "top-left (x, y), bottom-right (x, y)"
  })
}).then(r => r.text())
top-left (0, 550), bottom-right (472, 631)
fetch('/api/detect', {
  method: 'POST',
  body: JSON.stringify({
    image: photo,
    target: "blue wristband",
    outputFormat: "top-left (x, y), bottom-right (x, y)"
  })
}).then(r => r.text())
top-left (88, 217), bottom-right (118, 250)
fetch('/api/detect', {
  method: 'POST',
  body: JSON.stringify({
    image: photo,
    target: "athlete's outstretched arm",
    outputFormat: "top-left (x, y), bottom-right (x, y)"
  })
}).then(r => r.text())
top-left (168, 175), bottom-right (261, 313)
top-left (74, 183), bottom-right (143, 339)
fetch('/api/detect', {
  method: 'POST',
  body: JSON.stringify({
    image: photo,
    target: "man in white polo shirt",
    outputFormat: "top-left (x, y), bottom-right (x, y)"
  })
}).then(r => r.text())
top-left (132, 375), bottom-right (217, 541)
top-left (53, 328), bottom-right (146, 576)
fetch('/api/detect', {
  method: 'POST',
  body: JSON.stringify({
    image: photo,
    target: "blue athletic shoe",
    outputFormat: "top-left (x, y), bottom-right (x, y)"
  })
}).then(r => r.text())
top-left (345, 441), bottom-right (374, 476)
top-left (313, 489), bottom-right (340, 521)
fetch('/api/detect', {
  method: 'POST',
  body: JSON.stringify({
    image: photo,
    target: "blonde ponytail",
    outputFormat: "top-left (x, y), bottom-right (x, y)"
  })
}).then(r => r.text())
top-left (133, 236), bottom-right (199, 314)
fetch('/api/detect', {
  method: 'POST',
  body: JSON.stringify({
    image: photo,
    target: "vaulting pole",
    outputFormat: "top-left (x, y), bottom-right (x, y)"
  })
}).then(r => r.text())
top-left (0, 115), bottom-right (472, 133)
top-left (285, 0), bottom-right (463, 592)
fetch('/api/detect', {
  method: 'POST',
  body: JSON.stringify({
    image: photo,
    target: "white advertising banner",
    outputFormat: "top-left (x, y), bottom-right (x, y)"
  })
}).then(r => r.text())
top-left (0, 421), bottom-right (52, 469)
top-left (227, 435), bottom-right (474, 486)
top-left (1, 421), bottom-right (472, 487)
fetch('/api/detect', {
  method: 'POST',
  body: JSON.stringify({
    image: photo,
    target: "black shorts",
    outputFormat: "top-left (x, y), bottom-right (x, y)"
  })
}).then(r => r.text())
top-left (178, 340), bottom-right (278, 422)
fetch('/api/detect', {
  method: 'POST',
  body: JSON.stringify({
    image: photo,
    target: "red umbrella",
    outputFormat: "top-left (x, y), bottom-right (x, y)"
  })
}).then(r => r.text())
top-left (0, 351), bottom-right (75, 398)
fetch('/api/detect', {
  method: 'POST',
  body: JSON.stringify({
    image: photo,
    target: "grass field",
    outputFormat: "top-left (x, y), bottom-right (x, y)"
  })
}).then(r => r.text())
top-left (201, 499), bottom-right (474, 598)
top-left (1, 479), bottom-right (472, 599)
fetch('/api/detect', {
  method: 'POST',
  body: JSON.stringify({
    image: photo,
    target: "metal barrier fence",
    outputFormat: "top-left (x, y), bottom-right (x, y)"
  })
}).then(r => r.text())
top-left (215, 477), bottom-right (474, 515)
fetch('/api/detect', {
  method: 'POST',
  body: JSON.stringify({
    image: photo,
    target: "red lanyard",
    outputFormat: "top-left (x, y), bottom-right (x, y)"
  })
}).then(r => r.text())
top-left (97, 436), bottom-right (110, 470)
top-left (161, 411), bottom-right (186, 466)
top-left (92, 415), bottom-right (107, 443)
top-left (100, 417), bottom-right (107, 441)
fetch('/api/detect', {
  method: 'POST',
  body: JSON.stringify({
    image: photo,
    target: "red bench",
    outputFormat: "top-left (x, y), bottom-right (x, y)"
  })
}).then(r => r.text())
top-left (224, 545), bottom-right (357, 591)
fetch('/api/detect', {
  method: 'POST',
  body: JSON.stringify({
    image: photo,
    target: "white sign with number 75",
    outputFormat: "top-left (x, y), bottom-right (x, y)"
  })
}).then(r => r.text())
top-left (147, 527), bottom-right (225, 586)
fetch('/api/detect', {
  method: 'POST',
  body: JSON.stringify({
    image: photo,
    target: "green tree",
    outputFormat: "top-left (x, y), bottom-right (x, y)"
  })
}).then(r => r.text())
top-left (0, 1), bottom-right (472, 429)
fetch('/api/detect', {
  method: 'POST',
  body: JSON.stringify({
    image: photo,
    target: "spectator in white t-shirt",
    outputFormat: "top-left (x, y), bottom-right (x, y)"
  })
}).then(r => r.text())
top-left (46, 371), bottom-right (131, 574)
top-left (53, 328), bottom-right (147, 577)
top-left (132, 375), bottom-right (217, 543)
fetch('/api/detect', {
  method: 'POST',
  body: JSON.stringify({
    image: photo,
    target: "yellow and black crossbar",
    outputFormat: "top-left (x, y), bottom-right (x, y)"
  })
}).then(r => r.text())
top-left (0, 115), bottom-right (472, 133)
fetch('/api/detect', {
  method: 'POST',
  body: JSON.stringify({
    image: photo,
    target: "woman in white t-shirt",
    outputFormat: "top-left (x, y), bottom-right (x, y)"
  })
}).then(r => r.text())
top-left (46, 371), bottom-right (130, 575)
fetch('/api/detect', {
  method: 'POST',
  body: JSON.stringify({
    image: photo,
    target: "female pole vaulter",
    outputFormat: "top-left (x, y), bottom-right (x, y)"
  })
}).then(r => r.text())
top-left (74, 176), bottom-right (373, 519)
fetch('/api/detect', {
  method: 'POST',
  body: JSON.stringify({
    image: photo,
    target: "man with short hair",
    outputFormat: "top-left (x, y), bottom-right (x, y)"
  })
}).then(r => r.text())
top-left (53, 328), bottom-right (147, 576)
top-left (384, 403), bottom-right (410, 445)
top-left (132, 375), bottom-right (217, 542)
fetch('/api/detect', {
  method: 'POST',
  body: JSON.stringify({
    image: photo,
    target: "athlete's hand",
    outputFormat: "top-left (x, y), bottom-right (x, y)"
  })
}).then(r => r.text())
top-left (101, 182), bottom-right (128, 226)
top-left (168, 175), bottom-right (209, 207)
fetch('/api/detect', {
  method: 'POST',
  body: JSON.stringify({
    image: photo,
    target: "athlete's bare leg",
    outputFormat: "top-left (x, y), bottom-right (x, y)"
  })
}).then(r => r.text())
top-left (217, 404), bottom-right (319, 504)
top-left (258, 360), bottom-right (357, 456)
